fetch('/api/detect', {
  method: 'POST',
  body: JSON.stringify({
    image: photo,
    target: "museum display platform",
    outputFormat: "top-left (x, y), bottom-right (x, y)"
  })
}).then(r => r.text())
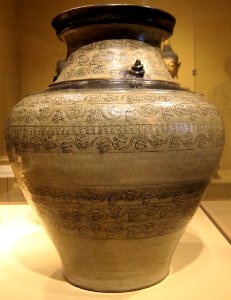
top-left (0, 204), bottom-right (230, 299)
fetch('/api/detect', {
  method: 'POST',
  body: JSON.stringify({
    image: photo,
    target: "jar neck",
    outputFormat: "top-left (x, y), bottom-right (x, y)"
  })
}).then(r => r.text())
top-left (56, 39), bottom-right (174, 83)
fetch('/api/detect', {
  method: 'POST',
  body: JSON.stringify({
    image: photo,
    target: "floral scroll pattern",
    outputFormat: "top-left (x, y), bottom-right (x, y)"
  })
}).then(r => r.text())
top-left (30, 181), bottom-right (207, 239)
top-left (14, 92), bottom-right (209, 108)
top-left (7, 122), bottom-right (224, 154)
top-left (55, 39), bottom-right (172, 82)
top-left (9, 102), bottom-right (219, 125)
top-left (6, 90), bottom-right (224, 154)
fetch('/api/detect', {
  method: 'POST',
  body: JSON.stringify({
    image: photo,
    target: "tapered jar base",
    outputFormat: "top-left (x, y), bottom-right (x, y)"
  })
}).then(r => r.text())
top-left (49, 230), bottom-right (183, 293)
top-left (63, 271), bottom-right (169, 293)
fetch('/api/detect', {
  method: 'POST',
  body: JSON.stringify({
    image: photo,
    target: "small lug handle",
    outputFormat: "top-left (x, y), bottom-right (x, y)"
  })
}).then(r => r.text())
top-left (131, 59), bottom-right (145, 78)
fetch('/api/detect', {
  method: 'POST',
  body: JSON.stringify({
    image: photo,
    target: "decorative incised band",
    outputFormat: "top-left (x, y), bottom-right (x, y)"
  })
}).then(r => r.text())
top-left (6, 122), bottom-right (224, 154)
top-left (32, 181), bottom-right (207, 205)
top-left (31, 181), bottom-right (207, 239)
top-left (6, 91), bottom-right (224, 154)
top-left (9, 103), bottom-right (220, 125)
top-left (55, 39), bottom-right (173, 82)
top-left (13, 92), bottom-right (209, 108)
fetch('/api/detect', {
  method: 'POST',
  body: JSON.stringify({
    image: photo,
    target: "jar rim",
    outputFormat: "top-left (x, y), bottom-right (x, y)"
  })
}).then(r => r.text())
top-left (52, 4), bottom-right (176, 37)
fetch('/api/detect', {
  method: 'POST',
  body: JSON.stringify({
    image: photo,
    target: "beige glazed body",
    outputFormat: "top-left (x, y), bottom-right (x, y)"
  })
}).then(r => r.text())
top-left (5, 5), bottom-right (224, 292)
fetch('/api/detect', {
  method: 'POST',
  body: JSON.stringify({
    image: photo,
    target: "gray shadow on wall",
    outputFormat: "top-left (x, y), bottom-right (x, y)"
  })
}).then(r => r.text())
top-left (171, 229), bottom-right (204, 274)
top-left (208, 55), bottom-right (231, 170)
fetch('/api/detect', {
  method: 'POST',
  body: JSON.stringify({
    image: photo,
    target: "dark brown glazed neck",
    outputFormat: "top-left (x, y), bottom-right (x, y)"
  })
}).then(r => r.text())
top-left (52, 5), bottom-right (176, 54)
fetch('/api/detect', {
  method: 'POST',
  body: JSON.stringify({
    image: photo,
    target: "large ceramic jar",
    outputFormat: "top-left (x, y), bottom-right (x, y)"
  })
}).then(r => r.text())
top-left (5, 5), bottom-right (224, 292)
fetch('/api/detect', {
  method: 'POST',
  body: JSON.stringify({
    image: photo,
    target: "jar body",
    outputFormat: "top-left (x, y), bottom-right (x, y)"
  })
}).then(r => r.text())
top-left (6, 37), bottom-right (224, 292)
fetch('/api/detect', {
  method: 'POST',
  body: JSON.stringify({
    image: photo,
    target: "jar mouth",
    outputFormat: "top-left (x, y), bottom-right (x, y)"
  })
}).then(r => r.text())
top-left (52, 4), bottom-right (176, 39)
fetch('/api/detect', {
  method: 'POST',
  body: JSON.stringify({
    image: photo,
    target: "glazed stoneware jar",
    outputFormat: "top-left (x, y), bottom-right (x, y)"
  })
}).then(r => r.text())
top-left (5, 5), bottom-right (224, 292)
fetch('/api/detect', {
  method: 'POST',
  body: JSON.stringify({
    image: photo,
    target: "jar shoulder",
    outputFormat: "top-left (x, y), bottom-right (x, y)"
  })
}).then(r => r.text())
top-left (9, 89), bottom-right (222, 125)
top-left (14, 89), bottom-right (215, 108)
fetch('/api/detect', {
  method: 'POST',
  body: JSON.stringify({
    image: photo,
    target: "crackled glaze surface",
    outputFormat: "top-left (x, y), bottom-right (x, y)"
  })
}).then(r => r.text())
top-left (5, 8), bottom-right (224, 292)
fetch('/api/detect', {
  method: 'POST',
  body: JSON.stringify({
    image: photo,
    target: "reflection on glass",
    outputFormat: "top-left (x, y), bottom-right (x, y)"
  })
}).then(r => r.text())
top-left (161, 40), bottom-right (181, 79)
